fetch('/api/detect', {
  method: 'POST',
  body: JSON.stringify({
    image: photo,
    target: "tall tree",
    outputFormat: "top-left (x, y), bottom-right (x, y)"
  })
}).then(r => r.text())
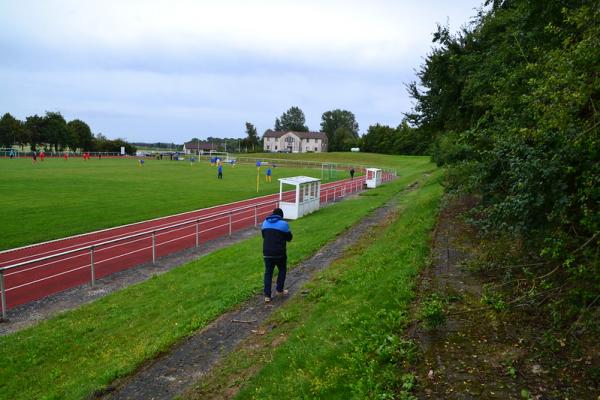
top-left (25, 114), bottom-right (44, 150)
top-left (67, 119), bottom-right (94, 151)
top-left (42, 112), bottom-right (69, 151)
top-left (320, 109), bottom-right (359, 151)
top-left (361, 124), bottom-right (396, 154)
top-left (0, 113), bottom-right (22, 148)
top-left (244, 122), bottom-right (259, 151)
top-left (276, 106), bottom-right (308, 132)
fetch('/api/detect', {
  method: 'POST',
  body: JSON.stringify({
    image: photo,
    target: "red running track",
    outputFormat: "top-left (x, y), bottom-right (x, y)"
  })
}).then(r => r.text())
top-left (0, 175), bottom-right (396, 312)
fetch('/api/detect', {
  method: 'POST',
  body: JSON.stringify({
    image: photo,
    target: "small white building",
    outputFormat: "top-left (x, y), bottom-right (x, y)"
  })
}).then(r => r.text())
top-left (365, 168), bottom-right (382, 188)
top-left (278, 176), bottom-right (321, 220)
top-left (263, 130), bottom-right (328, 153)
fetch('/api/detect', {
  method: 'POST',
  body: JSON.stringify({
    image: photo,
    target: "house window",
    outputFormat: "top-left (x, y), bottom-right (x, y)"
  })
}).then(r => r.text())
top-left (267, 145), bottom-right (270, 150)
top-left (275, 145), bottom-right (278, 150)
top-left (285, 136), bottom-right (295, 143)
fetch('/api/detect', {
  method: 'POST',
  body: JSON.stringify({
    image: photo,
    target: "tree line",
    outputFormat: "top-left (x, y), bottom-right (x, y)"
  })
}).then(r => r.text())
top-left (245, 106), bottom-right (428, 154)
top-left (409, 0), bottom-right (598, 336)
top-left (0, 111), bottom-right (137, 154)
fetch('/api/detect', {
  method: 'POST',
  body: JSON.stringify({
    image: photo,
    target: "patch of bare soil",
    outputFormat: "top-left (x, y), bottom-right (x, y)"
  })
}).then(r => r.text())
top-left (409, 196), bottom-right (598, 399)
top-left (94, 190), bottom-right (407, 399)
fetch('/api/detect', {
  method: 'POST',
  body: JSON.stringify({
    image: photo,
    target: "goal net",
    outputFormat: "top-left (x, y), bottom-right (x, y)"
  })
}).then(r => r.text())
top-left (321, 163), bottom-right (338, 181)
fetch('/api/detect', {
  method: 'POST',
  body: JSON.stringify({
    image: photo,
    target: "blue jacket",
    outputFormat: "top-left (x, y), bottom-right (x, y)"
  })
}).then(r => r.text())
top-left (261, 214), bottom-right (292, 257)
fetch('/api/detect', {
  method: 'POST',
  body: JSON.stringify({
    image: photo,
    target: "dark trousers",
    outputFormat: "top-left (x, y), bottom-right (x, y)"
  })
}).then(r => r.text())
top-left (263, 256), bottom-right (287, 297)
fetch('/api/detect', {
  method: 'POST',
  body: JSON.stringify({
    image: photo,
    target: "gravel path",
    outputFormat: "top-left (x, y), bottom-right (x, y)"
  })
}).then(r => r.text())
top-left (99, 194), bottom-right (403, 400)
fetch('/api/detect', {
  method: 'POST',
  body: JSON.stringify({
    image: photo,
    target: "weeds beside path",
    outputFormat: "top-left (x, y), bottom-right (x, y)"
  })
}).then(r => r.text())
top-left (409, 196), bottom-right (598, 399)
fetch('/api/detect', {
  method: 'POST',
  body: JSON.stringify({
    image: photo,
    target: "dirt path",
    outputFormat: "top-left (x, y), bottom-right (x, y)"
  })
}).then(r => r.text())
top-left (409, 197), bottom-right (598, 399)
top-left (97, 194), bottom-right (403, 400)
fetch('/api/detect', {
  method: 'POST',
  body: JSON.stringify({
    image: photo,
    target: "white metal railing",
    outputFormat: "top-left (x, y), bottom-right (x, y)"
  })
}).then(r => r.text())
top-left (0, 173), bottom-right (395, 318)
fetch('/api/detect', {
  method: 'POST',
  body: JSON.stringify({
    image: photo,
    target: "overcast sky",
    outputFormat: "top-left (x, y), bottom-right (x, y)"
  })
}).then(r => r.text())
top-left (0, 0), bottom-right (483, 144)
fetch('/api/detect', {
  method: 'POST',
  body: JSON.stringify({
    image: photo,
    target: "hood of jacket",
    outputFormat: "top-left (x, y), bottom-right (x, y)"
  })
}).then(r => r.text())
top-left (266, 214), bottom-right (283, 223)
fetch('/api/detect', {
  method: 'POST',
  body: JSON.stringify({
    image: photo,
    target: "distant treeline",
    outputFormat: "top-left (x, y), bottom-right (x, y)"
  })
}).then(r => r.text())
top-left (0, 111), bottom-right (137, 154)
top-left (132, 142), bottom-right (183, 151)
top-left (254, 106), bottom-right (432, 155)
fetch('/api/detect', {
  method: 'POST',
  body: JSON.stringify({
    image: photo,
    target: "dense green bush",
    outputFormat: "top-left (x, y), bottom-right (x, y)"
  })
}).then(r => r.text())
top-left (409, 0), bottom-right (599, 333)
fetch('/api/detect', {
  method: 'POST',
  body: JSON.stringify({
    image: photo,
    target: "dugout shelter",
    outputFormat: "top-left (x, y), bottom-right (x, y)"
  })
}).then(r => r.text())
top-left (365, 168), bottom-right (382, 188)
top-left (278, 176), bottom-right (321, 220)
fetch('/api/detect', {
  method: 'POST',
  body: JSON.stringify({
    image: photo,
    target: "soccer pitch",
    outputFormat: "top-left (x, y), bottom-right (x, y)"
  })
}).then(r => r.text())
top-left (0, 157), bottom-right (344, 250)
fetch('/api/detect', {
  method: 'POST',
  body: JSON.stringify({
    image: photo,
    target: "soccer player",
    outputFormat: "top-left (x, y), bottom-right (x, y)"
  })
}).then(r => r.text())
top-left (266, 167), bottom-right (272, 182)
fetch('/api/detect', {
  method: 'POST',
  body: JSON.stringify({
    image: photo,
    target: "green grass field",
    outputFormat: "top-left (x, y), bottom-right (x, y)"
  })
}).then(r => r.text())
top-left (0, 157), bottom-right (338, 250)
top-left (223, 175), bottom-right (442, 399)
top-left (0, 155), bottom-right (438, 400)
top-left (0, 154), bottom-right (430, 251)
top-left (253, 151), bottom-right (417, 169)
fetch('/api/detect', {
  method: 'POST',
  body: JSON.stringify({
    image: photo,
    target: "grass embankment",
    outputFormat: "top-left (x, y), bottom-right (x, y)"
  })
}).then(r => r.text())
top-left (0, 157), bottom-right (346, 250)
top-left (0, 159), bottom-right (436, 400)
top-left (185, 171), bottom-right (443, 399)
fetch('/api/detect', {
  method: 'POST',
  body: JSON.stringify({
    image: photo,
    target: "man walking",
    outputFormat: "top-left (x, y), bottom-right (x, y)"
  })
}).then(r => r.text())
top-left (261, 208), bottom-right (292, 303)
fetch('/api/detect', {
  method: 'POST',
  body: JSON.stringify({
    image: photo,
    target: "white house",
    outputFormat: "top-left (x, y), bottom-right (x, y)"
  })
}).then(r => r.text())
top-left (262, 130), bottom-right (328, 153)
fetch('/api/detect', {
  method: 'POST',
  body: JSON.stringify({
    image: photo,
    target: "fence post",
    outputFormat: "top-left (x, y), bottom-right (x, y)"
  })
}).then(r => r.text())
top-left (229, 212), bottom-right (232, 237)
top-left (152, 231), bottom-right (156, 263)
top-left (0, 270), bottom-right (6, 320)
top-left (90, 246), bottom-right (96, 287)
top-left (254, 205), bottom-right (258, 227)
top-left (195, 220), bottom-right (200, 248)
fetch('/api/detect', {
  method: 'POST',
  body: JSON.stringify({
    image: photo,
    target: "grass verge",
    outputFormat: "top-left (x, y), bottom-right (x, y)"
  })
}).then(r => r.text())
top-left (0, 161), bottom-right (436, 400)
top-left (184, 171), bottom-right (443, 399)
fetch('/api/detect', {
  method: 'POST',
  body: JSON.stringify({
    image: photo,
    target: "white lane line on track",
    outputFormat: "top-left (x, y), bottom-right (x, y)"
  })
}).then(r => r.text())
top-left (4, 215), bottom-right (257, 281)
top-left (0, 195), bottom-right (284, 265)
top-left (0, 188), bottom-right (289, 257)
